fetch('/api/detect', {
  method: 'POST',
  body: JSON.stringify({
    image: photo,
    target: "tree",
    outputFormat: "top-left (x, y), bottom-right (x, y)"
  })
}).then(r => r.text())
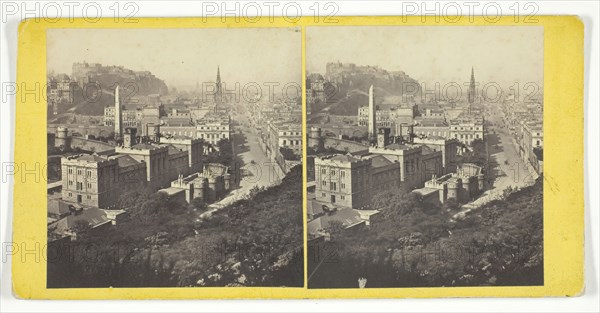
top-left (462, 138), bottom-right (487, 166)
top-left (442, 198), bottom-right (460, 211)
top-left (71, 220), bottom-right (91, 238)
top-left (205, 139), bottom-right (234, 166)
top-left (372, 190), bottom-right (422, 217)
top-left (189, 197), bottom-right (207, 212)
top-left (280, 147), bottom-right (300, 161)
top-left (326, 220), bottom-right (345, 240)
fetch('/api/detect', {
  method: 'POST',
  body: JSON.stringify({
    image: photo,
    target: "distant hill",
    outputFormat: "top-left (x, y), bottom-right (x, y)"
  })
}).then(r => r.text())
top-left (49, 63), bottom-right (169, 116)
top-left (72, 62), bottom-right (168, 96)
top-left (310, 62), bottom-right (421, 115)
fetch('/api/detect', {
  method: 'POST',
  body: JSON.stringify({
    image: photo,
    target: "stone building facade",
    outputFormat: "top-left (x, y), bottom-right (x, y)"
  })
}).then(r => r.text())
top-left (61, 129), bottom-right (204, 209)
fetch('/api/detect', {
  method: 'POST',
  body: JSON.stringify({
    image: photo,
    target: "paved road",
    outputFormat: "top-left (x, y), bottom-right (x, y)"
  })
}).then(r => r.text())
top-left (200, 110), bottom-right (284, 216)
top-left (457, 102), bottom-right (537, 215)
top-left (236, 124), bottom-right (284, 189)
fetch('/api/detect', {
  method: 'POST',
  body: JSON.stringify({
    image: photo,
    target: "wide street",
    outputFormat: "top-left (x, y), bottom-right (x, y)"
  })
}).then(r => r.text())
top-left (201, 106), bottom-right (284, 215)
top-left (458, 101), bottom-right (537, 212)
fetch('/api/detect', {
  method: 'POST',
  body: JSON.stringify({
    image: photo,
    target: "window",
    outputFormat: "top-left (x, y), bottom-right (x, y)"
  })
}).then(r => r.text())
top-left (330, 182), bottom-right (337, 191)
top-left (341, 195), bottom-right (346, 200)
top-left (322, 180), bottom-right (327, 186)
top-left (340, 171), bottom-right (345, 178)
top-left (321, 169), bottom-right (326, 174)
top-left (87, 182), bottom-right (92, 189)
top-left (322, 193), bottom-right (326, 197)
top-left (330, 170), bottom-right (335, 175)
top-left (341, 183), bottom-right (346, 190)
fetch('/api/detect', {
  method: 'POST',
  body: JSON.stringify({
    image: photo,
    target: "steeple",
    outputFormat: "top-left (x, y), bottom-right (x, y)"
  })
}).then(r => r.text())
top-left (214, 66), bottom-right (222, 110)
top-left (468, 67), bottom-right (476, 107)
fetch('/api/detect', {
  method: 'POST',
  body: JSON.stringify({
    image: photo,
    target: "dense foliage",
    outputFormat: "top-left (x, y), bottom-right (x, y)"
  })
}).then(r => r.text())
top-left (204, 138), bottom-right (234, 166)
top-left (308, 176), bottom-right (543, 288)
top-left (48, 166), bottom-right (303, 288)
top-left (280, 147), bottom-right (300, 161)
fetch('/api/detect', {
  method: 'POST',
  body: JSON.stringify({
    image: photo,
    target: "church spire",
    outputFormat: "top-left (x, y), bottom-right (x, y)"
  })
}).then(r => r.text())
top-left (215, 66), bottom-right (222, 110)
top-left (468, 67), bottom-right (476, 108)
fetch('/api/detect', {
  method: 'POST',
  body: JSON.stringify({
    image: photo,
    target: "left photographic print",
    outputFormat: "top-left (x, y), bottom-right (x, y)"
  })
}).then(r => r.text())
top-left (45, 28), bottom-right (303, 288)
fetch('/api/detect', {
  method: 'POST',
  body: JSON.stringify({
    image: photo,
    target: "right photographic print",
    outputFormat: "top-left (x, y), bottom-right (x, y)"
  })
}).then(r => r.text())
top-left (306, 26), bottom-right (544, 289)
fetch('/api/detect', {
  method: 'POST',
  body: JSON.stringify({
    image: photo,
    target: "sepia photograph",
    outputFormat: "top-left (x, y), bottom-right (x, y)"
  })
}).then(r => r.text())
top-left (306, 26), bottom-right (544, 288)
top-left (45, 27), bottom-right (304, 288)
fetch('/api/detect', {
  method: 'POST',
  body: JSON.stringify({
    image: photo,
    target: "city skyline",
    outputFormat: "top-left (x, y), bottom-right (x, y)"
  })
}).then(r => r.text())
top-left (46, 26), bottom-right (304, 289)
top-left (47, 28), bottom-right (302, 90)
top-left (306, 25), bottom-right (544, 289)
top-left (307, 26), bottom-right (543, 88)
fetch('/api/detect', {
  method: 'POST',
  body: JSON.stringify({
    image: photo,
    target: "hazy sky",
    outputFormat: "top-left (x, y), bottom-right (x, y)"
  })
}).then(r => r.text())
top-left (47, 28), bottom-right (301, 89)
top-left (307, 26), bottom-right (543, 87)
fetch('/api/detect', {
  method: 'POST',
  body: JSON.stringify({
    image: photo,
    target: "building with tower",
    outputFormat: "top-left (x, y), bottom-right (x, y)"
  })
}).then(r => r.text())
top-left (412, 163), bottom-right (484, 205)
top-left (358, 97), bottom-right (418, 137)
top-left (367, 85), bottom-right (377, 141)
top-left (55, 126), bottom-right (71, 150)
top-left (468, 67), bottom-right (477, 110)
top-left (215, 66), bottom-right (222, 109)
top-left (114, 85), bottom-right (123, 139)
top-left (159, 163), bottom-right (232, 205)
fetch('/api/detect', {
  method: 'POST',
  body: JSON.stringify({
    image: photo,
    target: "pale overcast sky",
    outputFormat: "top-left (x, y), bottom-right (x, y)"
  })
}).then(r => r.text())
top-left (47, 28), bottom-right (301, 89)
top-left (307, 26), bottom-right (543, 87)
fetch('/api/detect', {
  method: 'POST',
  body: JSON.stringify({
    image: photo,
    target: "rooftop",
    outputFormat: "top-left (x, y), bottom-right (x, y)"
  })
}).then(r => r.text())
top-left (130, 143), bottom-right (160, 150)
top-left (415, 118), bottom-right (448, 127)
top-left (307, 199), bottom-right (324, 217)
top-left (311, 208), bottom-right (365, 235)
top-left (162, 117), bottom-right (194, 127)
top-left (380, 143), bottom-right (419, 151)
top-left (109, 154), bottom-right (142, 168)
top-left (328, 154), bottom-right (361, 163)
top-left (47, 199), bottom-right (72, 216)
top-left (203, 163), bottom-right (228, 177)
top-left (70, 154), bottom-right (108, 163)
top-left (159, 187), bottom-right (185, 196)
top-left (364, 154), bottom-right (394, 168)
top-left (164, 144), bottom-right (186, 156)
top-left (413, 187), bottom-right (440, 196)
top-left (50, 207), bottom-right (111, 235)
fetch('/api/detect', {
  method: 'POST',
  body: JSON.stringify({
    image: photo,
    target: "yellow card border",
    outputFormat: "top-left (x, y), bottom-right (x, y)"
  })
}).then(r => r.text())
top-left (13, 16), bottom-right (584, 299)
